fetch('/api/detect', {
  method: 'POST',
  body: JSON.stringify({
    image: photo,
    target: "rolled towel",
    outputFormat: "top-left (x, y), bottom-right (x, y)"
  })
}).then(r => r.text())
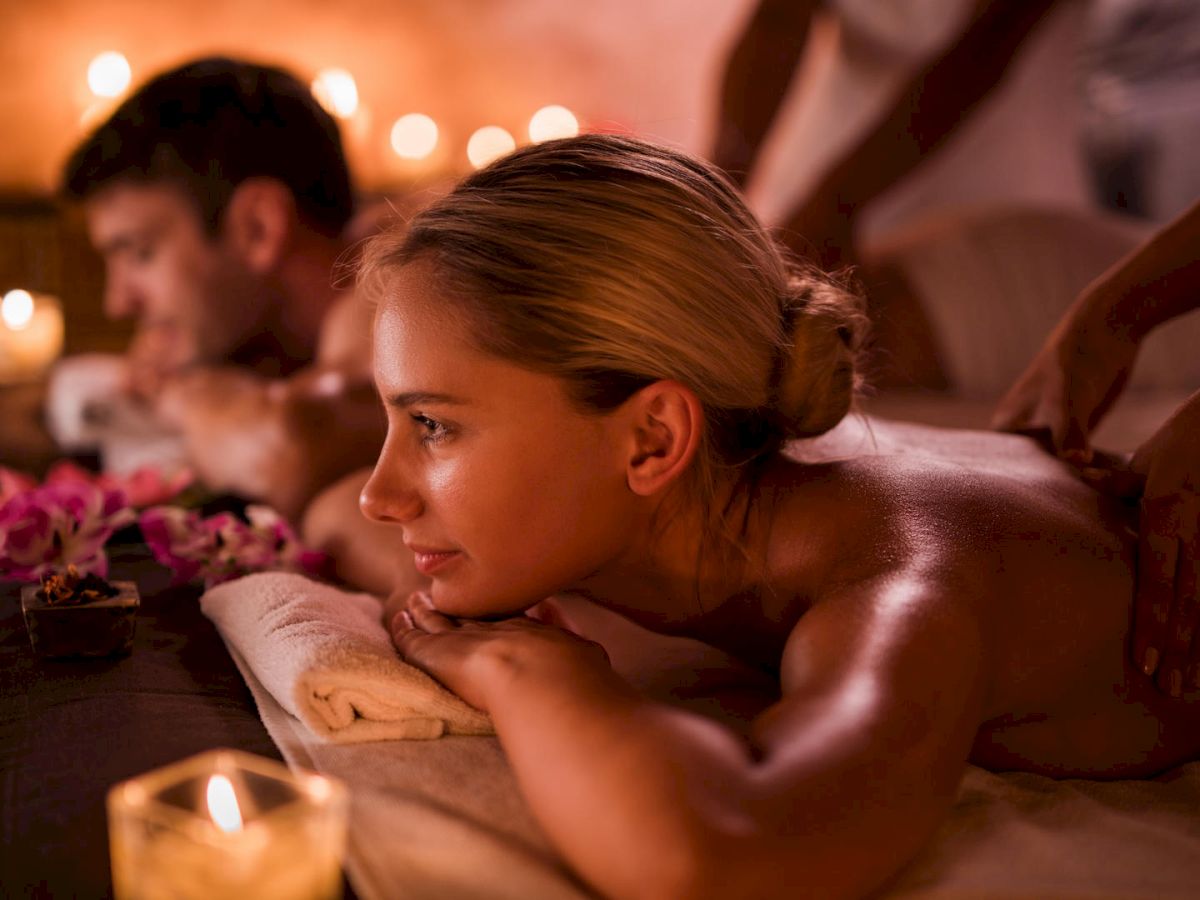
top-left (201, 572), bottom-right (493, 742)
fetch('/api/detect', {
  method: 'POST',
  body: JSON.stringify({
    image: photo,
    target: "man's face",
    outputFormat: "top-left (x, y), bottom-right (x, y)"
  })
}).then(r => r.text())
top-left (85, 181), bottom-right (270, 378)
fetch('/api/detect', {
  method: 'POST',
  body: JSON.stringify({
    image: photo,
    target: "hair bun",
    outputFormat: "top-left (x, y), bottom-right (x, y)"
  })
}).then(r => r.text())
top-left (772, 274), bottom-right (865, 439)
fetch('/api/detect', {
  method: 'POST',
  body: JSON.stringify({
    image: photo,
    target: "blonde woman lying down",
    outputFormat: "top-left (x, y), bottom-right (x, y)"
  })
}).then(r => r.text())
top-left (319, 135), bottom-right (1200, 899)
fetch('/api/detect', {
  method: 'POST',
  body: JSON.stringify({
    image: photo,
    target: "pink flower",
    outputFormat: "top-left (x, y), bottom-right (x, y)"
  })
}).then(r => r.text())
top-left (0, 480), bottom-right (135, 580)
top-left (138, 506), bottom-right (209, 585)
top-left (43, 460), bottom-right (194, 508)
top-left (111, 465), bottom-right (195, 508)
top-left (0, 467), bottom-right (37, 507)
top-left (138, 504), bottom-right (327, 588)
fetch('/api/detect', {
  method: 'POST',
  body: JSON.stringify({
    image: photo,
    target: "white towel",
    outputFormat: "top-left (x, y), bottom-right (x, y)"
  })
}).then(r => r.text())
top-left (215, 585), bottom-right (1200, 900)
top-left (200, 572), bottom-right (493, 742)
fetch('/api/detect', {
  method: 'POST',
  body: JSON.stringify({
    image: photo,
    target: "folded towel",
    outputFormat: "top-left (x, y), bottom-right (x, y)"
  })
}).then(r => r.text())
top-left (200, 572), bottom-right (493, 742)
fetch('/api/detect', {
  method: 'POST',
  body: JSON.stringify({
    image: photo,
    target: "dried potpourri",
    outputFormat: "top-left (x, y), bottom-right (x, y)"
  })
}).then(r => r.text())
top-left (37, 564), bottom-right (120, 606)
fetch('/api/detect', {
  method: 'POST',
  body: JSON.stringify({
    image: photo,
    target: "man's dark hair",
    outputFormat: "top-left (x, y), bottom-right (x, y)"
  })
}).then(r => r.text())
top-left (62, 56), bottom-right (354, 238)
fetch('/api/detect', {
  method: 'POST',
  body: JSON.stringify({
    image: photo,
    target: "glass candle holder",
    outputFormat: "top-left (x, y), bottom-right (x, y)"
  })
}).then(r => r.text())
top-left (0, 289), bottom-right (64, 384)
top-left (107, 749), bottom-right (349, 900)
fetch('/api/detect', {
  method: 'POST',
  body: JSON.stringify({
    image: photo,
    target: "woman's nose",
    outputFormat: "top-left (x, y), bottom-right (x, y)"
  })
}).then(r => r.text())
top-left (360, 460), bottom-right (424, 524)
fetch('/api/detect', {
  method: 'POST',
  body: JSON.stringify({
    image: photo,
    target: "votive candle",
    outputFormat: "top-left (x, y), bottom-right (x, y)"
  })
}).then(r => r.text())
top-left (0, 289), bottom-right (64, 384)
top-left (107, 748), bottom-right (348, 900)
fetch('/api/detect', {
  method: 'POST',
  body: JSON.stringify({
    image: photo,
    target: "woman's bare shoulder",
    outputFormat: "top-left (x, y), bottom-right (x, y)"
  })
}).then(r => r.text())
top-left (760, 415), bottom-right (1133, 600)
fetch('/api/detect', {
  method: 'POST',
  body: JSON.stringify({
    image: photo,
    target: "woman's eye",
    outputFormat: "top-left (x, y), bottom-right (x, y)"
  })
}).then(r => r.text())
top-left (132, 244), bottom-right (156, 264)
top-left (410, 413), bottom-right (449, 444)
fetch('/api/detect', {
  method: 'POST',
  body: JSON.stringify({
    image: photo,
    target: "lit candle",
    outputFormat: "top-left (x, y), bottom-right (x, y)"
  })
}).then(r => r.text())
top-left (107, 749), bottom-right (348, 900)
top-left (0, 290), bottom-right (64, 384)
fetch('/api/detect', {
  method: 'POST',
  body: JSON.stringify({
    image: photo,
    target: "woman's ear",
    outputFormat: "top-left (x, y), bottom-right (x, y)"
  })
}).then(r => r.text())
top-left (222, 177), bottom-right (295, 273)
top-left (623, 381), bottom-right (704, 497)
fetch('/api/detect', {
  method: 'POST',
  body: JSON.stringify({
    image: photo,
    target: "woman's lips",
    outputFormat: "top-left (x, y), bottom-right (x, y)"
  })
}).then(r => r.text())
top-left (408, 546), bottom-right (462, 576)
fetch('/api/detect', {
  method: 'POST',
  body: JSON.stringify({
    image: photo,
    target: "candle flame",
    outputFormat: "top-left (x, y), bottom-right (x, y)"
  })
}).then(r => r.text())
top-left (206, 775), bottom-right (244, 833)
top-left (1, 290), bottom-right (34, 331)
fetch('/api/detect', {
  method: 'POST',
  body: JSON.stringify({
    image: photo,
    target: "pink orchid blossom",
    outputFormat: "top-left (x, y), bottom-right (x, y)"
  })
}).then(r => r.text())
top-left (42, 460), bottom-right (195, 508)
top-left (139, 504), bottom-right (327, 588)
top-left (0, 467), bottom-right (37, 507)
top-left (137, 506), bottom-right (209, 585)
top-left (0, 480), bottom-right (135, 580)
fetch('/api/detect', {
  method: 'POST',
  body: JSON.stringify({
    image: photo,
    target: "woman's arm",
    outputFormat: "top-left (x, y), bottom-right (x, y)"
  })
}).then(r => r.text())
top-left (393, 566), bottom-right (988, 900)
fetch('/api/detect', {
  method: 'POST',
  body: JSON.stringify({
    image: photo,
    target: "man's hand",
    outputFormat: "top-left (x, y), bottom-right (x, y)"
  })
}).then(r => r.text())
top-left (991, 304), bottom-right (1139, 458)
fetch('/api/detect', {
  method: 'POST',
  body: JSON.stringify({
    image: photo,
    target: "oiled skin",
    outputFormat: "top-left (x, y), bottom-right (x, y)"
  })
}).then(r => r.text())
top-left (716, 415), bottom-right (1199, 779)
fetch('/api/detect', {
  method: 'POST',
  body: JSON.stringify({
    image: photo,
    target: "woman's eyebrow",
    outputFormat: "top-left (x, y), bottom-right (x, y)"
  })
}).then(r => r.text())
top-left (385, 390), bottom-right (469, 408)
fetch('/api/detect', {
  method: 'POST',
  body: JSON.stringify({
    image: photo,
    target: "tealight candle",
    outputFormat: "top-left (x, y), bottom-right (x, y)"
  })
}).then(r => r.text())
top-left (107, 749), bottom-right (348, 900)
top-left (0, 289), bottom-right (64, 384)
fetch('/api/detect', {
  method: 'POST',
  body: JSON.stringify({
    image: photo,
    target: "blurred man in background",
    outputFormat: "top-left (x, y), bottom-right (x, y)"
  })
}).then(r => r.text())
top-left (59, 56), bottom-right (385, 523)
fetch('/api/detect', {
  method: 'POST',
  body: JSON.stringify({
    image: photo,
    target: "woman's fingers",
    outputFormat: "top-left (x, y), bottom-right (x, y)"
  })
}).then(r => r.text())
top-left (407, 591), bottom-right (458, 633)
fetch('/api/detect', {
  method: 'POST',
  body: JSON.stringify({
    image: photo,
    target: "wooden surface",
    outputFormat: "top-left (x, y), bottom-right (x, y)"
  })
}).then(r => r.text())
top-left (0, 543), bottom-right (358, 899)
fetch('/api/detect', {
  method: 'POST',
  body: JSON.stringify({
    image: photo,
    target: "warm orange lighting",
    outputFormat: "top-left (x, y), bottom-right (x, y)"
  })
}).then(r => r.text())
top-left (529, 105), bottom-right (579, 143)
top-left (87, 52), bottom-right (131, 98)
top-left (311, 68), bottom-right (359, 119)
top-left (390, 113), bottom-right (439, 160)
top-left (467, 126), bottom-right (516, 169)
top-left (206, 775), bottom-right (244, 833)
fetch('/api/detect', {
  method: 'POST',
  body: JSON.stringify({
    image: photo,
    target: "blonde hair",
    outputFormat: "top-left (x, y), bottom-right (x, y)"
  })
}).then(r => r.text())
top-left (359, 134), bottom-right (865, 530)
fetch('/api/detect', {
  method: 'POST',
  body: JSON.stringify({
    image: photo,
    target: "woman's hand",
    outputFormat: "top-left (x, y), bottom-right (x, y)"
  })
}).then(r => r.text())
top-left (1079, 391), bottom-right (1200, 697)
top-left (388, 592), bottom-right (613, 712)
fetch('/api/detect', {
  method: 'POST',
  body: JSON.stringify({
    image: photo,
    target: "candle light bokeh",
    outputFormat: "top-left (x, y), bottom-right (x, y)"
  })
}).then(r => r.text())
top-left (0, 290), bottom-right (65, 384)
top-left (107, 749), bottom-right (348, 900)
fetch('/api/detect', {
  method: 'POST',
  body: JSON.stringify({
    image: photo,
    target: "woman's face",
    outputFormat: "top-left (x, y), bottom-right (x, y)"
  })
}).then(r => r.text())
top-left (361, 259), bottom-right (641, 618)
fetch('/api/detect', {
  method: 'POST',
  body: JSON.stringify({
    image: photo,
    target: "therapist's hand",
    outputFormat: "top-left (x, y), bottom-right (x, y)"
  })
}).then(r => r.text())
top-left (1079, 391), bottom-right (1200, 697)
top-left (992, 307), bottom-right (1140, 459)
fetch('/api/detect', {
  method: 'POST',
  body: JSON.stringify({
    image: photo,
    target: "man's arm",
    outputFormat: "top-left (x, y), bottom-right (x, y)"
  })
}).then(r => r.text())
top-left (711, 0), bottom-right (819, 189)
top-left (156, 364), bottom-right (385, 521)
top-left (156, 291), bottom-right (384, 521)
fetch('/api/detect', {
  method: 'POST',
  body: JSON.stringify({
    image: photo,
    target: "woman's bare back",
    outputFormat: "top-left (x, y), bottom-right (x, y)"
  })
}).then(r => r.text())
top-left (772, 415), bottom-right (1200, 778)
